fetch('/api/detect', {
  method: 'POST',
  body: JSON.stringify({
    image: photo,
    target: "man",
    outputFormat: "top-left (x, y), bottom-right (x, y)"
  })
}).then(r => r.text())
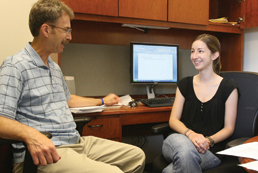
top-left (0, 0), bottom-right (145, 172)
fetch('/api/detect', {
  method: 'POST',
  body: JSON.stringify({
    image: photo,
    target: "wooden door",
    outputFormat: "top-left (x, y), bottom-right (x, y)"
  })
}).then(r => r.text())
top-left (168, 0), bottom-right (209, 25)
top-left (241, 0), bottom-right (258, 29)
top-left (119, 0), bottom-right (167, 21)
top-left (62, 0), bottom-right (118, 17)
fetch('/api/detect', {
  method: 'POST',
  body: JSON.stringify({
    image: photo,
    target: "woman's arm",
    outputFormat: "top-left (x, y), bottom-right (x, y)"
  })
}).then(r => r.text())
top-left (209, 88), bottom-right (238, 144)
top-left (169, 88), bottom-right (188, 134)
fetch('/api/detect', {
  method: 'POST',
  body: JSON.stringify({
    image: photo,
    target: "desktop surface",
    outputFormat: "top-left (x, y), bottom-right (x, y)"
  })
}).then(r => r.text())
top-left (101, 104), bottom-right (172, 115)
top-left (73, 104), bottom-right (172, 141)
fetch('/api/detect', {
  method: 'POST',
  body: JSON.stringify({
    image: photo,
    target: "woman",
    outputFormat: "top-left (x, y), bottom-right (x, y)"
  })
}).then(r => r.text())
top-left (162, 34), bottom-right (238, 173)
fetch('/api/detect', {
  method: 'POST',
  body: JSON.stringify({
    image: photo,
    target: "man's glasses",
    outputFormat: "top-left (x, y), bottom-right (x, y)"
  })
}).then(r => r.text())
top-left (49, 24), bottom-right (72, 35)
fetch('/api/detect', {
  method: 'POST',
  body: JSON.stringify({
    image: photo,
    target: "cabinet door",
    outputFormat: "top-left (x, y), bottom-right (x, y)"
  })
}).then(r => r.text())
top-left (82, 116), bottom-right (121, 141)
top-left (119, 0), bottom-right (167, 21)
top-left (62, 0), bottom-right (118, 17)
top-left (168, 0), bottom-right (209, 25)
top-left (241, 0), bottom-right (258, 29)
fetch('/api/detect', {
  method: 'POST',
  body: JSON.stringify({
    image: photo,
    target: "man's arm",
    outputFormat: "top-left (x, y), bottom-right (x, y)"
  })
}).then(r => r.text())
top-left (0, 116), bottom-right (61, 166)
top-left (68, 93), bottom-right (120, 108)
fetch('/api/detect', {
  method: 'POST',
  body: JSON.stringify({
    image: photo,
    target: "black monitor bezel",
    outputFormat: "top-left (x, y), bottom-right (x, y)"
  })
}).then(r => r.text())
top-left (130, 42), bottom-right (179, 84)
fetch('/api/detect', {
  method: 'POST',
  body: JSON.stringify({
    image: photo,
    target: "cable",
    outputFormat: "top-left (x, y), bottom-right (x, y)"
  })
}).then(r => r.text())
top-left (134, 27), bottom-right (149, 33)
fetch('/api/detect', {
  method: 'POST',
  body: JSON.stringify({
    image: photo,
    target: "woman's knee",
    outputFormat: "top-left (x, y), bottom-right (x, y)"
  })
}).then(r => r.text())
top-left (162, 133), bottom-right (200, 161)
top-left (163, 133), bottom-right (193, 151)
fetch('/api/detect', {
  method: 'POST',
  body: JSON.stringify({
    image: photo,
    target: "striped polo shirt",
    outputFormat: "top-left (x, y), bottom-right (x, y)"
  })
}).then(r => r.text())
top-left (0, 43), bottom-right (80, 163)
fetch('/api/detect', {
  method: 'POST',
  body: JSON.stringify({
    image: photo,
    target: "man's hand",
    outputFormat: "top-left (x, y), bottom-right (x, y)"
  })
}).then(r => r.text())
top-left (26, 131), bottom-right (61, 166)
top-left (0, 116), bottom-right (61, 166)
top-left (103, 93), bottom-right (120, 106)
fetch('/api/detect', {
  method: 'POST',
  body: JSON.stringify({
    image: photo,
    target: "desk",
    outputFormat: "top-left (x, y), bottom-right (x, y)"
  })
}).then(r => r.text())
top-left (239, 136), bottom-right (258, 173)
top-left (73, 105), bottom-right (171, 141)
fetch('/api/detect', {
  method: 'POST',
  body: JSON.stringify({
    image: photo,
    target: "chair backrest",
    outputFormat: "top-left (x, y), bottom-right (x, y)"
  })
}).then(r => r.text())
top-left (220, 71), bottom-right (258, 140)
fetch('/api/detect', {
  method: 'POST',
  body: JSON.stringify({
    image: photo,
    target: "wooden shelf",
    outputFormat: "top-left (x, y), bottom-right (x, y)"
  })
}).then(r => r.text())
top-left (73, 13), bottom-right (242, 34)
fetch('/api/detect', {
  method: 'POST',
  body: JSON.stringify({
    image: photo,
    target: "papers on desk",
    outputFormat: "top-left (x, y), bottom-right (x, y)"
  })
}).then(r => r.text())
top-left (105, 94), bottom-right (133, 108)
top-left (239, 161), bottom-right (258, 172)
top-left (119, 94), bottom-right (133, 106)
top-left (70, 105), bottom-right (105, 114)
top-left (217, 142), bottom-right (258, 160)
top-left (70, 95), bottom-right (133, 114)
top-left (217, 142), bottom-right (258, 171)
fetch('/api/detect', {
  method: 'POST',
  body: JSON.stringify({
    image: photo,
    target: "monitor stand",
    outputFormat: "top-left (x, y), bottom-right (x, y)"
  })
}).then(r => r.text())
top-left (146, 84), bottom-right (155, 99)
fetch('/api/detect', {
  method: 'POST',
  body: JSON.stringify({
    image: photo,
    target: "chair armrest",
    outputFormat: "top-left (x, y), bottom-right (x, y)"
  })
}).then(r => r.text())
top-left (0, 132), bottom-right (52, 173)
top-left (151, 123), bottom-right (170, 134)
top-left (151, 123), bottom-right (175, 139)
top-left (74, 116), bottom-right (91, 135)
top-left (0, 132), bottom-right (52, 146)
top-left (74, 117), bottom-right (91, 124)
top-left (0, 138), bottom-right (20, 146)
top-left (226, 137), bottom-right (249, 148)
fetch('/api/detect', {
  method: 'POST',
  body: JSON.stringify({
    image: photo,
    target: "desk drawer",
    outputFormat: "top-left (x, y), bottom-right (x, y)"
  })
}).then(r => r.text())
top-left (82, 116), bottom-right (121, 140)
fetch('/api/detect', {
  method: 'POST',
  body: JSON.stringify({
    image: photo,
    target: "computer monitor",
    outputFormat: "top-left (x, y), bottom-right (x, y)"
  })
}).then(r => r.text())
top-left (130, 42), bottom-right (179, 98)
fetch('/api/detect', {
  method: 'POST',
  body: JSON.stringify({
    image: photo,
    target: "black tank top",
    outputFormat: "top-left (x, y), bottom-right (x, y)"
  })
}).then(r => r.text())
top-left (178, 76), bottom-right (237, 153)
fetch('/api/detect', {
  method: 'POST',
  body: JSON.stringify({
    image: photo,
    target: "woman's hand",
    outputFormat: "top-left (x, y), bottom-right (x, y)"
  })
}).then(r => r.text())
top-left (188, 132), bottom-right (210, 153)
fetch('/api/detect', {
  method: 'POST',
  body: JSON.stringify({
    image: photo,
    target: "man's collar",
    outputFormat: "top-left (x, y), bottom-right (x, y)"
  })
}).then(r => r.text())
top-left (25, 42), bottom-right (54, 68)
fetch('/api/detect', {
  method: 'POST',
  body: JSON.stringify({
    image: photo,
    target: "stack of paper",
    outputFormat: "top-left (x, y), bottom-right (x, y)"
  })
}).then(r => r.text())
top-left (70, 105), bottom-right (105, 114)
top-left (119, 95), bottom-right (133, 106)
top-left (217, 142), bottom-right (258, 171)
top-left (105, 94), bottom-right (133, 108)
top-left (70, 95), bottom-right (133, 113)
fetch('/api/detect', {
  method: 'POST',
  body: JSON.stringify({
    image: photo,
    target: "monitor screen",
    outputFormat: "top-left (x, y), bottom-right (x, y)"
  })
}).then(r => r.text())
top-left (130, 42), bottom-right (179, 84)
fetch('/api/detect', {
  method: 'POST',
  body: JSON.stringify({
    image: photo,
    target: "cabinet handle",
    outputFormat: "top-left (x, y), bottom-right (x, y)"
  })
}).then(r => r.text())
top-left (87, 124), bottom-right (103, 128)
top-left (237, 15), bottom-right (245, 23)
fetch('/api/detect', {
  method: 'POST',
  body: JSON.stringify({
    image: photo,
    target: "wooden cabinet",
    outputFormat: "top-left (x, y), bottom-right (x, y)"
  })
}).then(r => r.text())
top-left (82, 115), bottom-right (121, 141)
top-left (168, 0), bottom-right (209, 25)
top-left (62, 0), bottom-right (118, 17)
top-left (60, 0), bottom-right (258, 73)
top-left (119, 0), bottom-right (167, 21)
top-left (240, 0), bottom-right (258, 29)
top-left (62, 0), bottom-right (258, 29)
top-left (209, 0), bottom-right (258, 29)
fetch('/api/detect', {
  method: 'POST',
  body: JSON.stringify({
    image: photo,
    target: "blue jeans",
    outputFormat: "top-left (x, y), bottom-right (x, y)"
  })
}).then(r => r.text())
top-left (162, 133), bottom-right (221, 173)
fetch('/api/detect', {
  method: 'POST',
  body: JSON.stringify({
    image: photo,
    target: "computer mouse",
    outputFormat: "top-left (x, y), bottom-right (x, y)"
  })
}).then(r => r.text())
top-left (129, 101), bottom-right (138, 107)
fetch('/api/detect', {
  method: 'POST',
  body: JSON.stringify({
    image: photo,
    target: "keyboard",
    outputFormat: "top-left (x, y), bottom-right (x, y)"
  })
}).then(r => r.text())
top-left (140, 97), bottom-right (175, 107)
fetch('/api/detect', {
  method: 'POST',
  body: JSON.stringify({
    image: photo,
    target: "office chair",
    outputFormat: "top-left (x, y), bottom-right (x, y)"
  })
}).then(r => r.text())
top-left (151, 71), bottom-right (258, 173)
top-left (0, 116), bottom-right (91, 173)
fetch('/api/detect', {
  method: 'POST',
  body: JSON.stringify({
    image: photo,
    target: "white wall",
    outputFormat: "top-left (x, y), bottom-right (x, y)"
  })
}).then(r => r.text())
top-left (0, 0), bottom-right (35, 63)
top-left (243, 27), bottom-right (258, 72)
top-left (0, 0), bottom-right (57, 64)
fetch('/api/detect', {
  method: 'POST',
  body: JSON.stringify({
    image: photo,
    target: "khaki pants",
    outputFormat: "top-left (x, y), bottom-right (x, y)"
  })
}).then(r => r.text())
top-left (13, 136), bottom-right (145, 173)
